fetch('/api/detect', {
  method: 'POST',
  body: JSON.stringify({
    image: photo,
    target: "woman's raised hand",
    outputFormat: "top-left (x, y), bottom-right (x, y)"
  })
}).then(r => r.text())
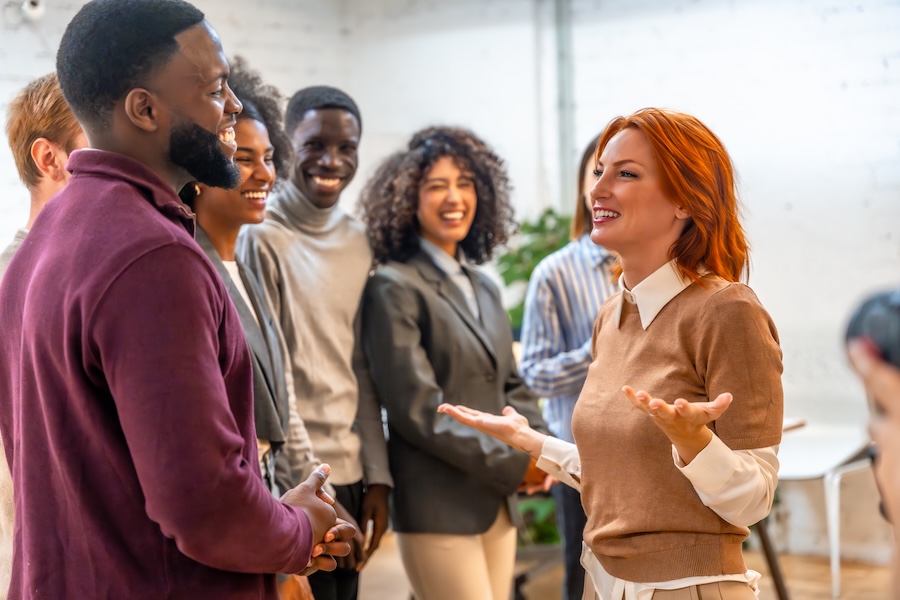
top-left (437, 404), bottom-right (547, 458)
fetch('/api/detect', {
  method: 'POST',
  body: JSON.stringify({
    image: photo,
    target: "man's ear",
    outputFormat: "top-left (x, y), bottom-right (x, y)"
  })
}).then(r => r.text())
top-left (123, 88), bottom-right (161, 133)
top-left (30, 138), bottom-right (69, 183)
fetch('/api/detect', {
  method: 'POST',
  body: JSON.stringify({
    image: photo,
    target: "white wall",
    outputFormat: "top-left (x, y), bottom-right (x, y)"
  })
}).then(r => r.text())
top-left (1, 0), bottom-right (898, 565)
top-left (0, 0), bottom-right (345, 244)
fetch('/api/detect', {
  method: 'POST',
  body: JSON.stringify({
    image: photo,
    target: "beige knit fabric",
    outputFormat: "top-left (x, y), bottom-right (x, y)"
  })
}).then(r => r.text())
top-left (572, 276), bottom-right (783, 583)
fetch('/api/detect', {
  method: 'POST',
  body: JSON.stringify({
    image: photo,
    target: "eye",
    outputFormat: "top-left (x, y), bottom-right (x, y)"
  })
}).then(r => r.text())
top-left (304, 141), bottom-right (324, 151)
top-left (210, 87), bottom-right (224, 97)
top-left (264, 155), bottom-right (275, 165)
top-left (593, 169), bottom-right (602, 177)
top-left (234, 156), bottom-right (252, 164)
top-left (620, 170), bottom-right (637, 178)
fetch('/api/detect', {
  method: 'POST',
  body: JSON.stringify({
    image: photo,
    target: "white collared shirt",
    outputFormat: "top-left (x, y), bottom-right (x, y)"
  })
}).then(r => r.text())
top-left (537, 260), bottom-right (778, 600)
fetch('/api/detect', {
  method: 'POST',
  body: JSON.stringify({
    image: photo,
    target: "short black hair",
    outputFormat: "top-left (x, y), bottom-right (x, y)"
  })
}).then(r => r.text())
top-left (284, 86), bottom-right (361, 138)
top-left (56, 0), bottom-right (205, 129)
top-left (227, 57), bottom-right (292, 179)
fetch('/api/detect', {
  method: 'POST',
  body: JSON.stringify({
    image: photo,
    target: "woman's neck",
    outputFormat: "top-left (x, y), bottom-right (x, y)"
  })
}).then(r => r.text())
top-left (196, 213), bottom-right (240, 261)
top-left (619, 249), bottom-right (671, 289)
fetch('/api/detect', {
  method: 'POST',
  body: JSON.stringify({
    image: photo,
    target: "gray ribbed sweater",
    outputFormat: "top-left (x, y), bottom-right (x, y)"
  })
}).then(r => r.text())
top-left (238, 182), bottom-right (391, 488)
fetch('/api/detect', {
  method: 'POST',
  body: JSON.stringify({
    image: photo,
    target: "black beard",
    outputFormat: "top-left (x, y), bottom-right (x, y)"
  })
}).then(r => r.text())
top-left (169, 120), bottom-right (240, 189)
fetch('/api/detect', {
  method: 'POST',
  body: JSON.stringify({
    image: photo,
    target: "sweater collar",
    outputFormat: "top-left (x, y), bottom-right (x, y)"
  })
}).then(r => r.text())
top-left (614, 260), bottom-right (692, 330)
top-left (267, 179), bottom-right (344, 234)
top-left (66, 149), bottom-right (195, 236)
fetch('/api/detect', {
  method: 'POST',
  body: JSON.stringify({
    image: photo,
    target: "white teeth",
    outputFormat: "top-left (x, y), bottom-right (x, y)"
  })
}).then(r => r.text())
top-left (441, 211), bottom-right (464, 220)
top-left (218, 128), bottom-right (235, 144)
top-left (312, 176), bottom-right (341, 186)
top-left (594, 209), bottom-right (621, 219)
top-left (242, 191), bottom-right (268, 200)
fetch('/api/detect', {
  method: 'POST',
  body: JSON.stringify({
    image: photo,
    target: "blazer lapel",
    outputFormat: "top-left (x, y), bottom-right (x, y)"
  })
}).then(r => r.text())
top-left (195, 228), bottom-right (279, 403)
top-left (412, 252), bottom-right (498, 368)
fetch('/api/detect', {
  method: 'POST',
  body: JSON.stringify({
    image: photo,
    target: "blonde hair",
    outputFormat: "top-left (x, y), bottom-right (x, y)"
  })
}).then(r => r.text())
top-left (5, 72), bottom-right (82, 190)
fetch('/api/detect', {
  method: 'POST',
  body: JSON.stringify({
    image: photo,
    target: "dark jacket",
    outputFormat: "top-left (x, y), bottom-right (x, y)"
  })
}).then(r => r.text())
top-left (195, 227), bottom-right (293, 494)
top-left (362, 249), bottom-right (547, 535)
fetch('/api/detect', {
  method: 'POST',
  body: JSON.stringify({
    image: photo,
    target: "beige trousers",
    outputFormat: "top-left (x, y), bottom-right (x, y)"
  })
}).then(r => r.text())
top-left (651, 581), bottom-right (758, 599)
top-left (397, 506), bottom-right (517, 600)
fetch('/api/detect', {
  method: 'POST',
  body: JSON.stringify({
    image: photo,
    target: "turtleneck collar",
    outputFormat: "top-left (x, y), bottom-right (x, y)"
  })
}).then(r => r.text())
top-left (267, 179), bottom-right (345, 235)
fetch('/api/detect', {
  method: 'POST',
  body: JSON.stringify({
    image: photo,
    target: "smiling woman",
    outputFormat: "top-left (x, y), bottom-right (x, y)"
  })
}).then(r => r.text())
top-left (357, 126), bottom-right (548, 600)
top-left (438, 109), bottom-right (784, 600)
top-left (183, 56), bottom-right (319, 599)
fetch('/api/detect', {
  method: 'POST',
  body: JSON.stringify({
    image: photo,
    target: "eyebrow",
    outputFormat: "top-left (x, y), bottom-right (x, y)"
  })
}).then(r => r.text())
top-left (597, 159), bottom-right (642, 168)
top-left (236, 144), bottom-right (275, 153)
top-left (423, 174), bottom-right (475, 183)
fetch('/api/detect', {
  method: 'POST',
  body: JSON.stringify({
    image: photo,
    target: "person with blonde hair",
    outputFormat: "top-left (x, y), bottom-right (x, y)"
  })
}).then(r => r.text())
top-left (2, 71), bottom-right (86, 275)
top-left (0, 71), bottom-right (87, 595)
top-left (441, 108), bottom-right (784, 600)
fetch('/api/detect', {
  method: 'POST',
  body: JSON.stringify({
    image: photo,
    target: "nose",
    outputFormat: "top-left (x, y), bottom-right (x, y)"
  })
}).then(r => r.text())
top-left (224, 82), bottom-right (242, 118)
top-left (251, 157), bottom-right (275, 185)
top-left (319, 148), bottom-right (342, 169)
top-left (589, 170), bottom-right (610, 202)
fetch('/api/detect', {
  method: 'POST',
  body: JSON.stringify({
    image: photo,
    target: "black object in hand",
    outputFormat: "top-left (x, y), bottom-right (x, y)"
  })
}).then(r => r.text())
top-left (846, 288), bottom-right (900, 369)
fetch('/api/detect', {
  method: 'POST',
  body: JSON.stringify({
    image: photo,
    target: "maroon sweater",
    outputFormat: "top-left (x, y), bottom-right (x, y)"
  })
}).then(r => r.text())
top-left (0, 150), bottom-right (312, 599)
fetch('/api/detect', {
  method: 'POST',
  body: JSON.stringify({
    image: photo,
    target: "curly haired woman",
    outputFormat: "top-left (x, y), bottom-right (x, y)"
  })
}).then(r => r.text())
top-left (359, 126), bottom-right (547, 600)
top-left (440, 109), bottom-right (784, 600)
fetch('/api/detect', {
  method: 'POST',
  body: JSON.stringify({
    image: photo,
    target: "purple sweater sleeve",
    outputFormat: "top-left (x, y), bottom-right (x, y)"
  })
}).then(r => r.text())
top-left (89, 243), bottom-right (313, 574)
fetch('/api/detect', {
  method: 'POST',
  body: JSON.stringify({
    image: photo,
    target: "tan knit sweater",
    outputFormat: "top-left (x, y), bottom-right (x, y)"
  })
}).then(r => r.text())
top-left (571, 276), bottom-right (783, 583)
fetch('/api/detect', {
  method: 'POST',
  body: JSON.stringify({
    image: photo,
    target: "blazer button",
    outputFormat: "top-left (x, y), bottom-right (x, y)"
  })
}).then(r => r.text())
top-left (485, 374), bottom-right (496, 382)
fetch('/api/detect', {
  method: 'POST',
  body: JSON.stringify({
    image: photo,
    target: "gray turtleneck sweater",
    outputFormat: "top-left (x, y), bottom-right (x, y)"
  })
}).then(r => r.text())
top-left (238, 181), bottom-right (392, 488)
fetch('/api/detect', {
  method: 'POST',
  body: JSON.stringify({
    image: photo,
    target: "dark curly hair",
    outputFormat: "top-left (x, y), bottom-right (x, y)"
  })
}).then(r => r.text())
top-left (359, 126), bottom-right (516, 266)
top-left (227, 56), bottom-right (291, 179)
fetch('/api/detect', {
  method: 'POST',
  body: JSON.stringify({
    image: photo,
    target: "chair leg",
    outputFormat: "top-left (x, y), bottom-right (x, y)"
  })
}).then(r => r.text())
top-left (824, 471), bottom-right (842, 598)
top-left (756, 517), bottom-right (790, 600)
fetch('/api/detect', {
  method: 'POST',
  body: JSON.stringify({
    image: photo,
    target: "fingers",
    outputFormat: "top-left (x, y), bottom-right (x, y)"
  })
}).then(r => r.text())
top-left (365, 519), bottom-right (387, 560)
top-left (316, 487), bottom-right (335, 506)
top-left (501, 406), bottom-right (521, 417)
top-left (324, 518), bottom-right (356, 543)
top-left (300, 554), bottom-right (338, 576)
top-left (542, 474), bottom-right (557, 492)
top-left (622, 386), bottom-right (669, 418)
top-left (623, 386), bottom-right (732, 421)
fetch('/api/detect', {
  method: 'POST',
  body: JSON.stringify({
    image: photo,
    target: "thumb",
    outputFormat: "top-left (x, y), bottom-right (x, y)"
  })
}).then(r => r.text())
top-left (708, 393), bottom-right (733, 415)
top-left (306, 464), bottom-right (331, 490)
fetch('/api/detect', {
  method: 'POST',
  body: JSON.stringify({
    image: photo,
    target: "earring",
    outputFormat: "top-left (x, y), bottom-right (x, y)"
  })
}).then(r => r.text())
top-left (193, 184), bottom-right (201, 197)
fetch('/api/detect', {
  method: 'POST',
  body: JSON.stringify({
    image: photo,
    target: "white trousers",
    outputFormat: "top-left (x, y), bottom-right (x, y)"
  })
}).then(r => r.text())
top-left (397, 506), bottom-right (517, 600)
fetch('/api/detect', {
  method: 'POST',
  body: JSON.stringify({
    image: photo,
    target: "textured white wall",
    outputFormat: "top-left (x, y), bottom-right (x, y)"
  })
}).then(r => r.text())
top-left (1, 0), bottom-right (898, 566)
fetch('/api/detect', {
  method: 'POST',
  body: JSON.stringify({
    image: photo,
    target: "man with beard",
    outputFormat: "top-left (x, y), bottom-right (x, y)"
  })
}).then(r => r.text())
top-left (0, 1), bottom-right (352, 599)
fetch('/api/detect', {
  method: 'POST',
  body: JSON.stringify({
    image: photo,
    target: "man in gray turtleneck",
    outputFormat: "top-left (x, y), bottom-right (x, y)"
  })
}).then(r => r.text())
top-left (238, 86), bottom-right (391, 600)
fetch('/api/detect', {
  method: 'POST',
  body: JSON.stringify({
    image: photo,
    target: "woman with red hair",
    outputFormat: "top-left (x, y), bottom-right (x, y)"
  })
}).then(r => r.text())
top-left (440, 108), bottom-right (783, 599)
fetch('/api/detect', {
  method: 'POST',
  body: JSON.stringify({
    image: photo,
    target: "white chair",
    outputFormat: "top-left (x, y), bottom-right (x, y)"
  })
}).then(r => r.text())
top-left (776, 422), bottom-right (872, 598)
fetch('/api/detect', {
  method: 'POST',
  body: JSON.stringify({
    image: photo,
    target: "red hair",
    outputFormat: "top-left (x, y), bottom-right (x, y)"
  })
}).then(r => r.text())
top-left (599, 108), bottom-right (748, 283)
